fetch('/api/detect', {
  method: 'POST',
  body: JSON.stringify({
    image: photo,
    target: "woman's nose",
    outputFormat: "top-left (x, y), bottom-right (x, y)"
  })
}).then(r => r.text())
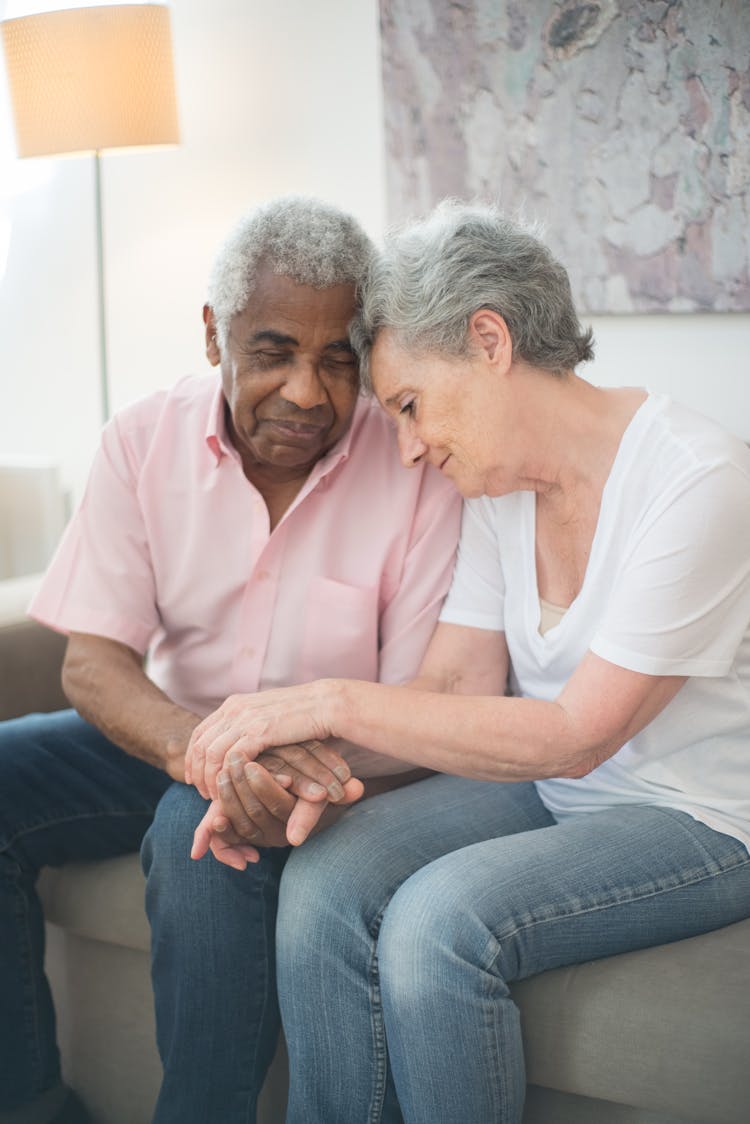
top-left (397, 425), bottom-right (427, 468)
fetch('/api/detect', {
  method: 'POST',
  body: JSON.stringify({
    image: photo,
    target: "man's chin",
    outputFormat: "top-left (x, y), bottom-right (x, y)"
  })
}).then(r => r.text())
top-left (251, 441), bottom-right (331, 476)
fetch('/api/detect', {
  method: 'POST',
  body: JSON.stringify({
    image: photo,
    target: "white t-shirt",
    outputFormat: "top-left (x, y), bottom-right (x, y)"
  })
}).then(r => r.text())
top-left (440, 394), bottom-right (750, 851)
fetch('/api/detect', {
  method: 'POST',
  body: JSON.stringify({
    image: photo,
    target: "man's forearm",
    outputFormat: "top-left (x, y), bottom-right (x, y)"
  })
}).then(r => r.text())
top-left (63, 632), bottom-right (201, 780)
top-left (326, 736), bottom-right (425, 778)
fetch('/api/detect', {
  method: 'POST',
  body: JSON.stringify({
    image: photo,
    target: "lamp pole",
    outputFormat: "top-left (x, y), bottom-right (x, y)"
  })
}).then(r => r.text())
top-left (93, 149), bottom-right (110, 422)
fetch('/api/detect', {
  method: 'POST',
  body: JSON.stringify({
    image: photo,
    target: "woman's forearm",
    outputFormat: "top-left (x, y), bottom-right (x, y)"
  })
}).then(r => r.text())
top-left (327, 679), bottom-right (587, 783)
top-left (327, 736), bottom-right (426, 777)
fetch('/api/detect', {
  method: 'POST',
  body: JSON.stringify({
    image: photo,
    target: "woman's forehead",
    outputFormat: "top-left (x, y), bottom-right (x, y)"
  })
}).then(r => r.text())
top-left (370, 333), bottom-right (419, 396)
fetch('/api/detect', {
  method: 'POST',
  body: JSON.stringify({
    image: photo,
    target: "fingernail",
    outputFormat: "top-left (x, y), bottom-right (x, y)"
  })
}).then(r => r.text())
top-left (306, 782), bottom-right (327, 797)
top-left (228, 751), bottom-right (244, 767)
top-left (333, 765), bottom-right (349, 782)
top-left (327, 781), bottom-right (345, 801)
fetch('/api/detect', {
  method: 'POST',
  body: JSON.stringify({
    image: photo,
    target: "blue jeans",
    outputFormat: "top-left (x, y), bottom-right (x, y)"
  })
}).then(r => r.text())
top-left (0, 711), bottom-right (288, 1123)
top-left (0, 710), bottom-right (170, 1112)
top-left (276, 773), bottom-right (750, 1124)
top-left (142, 783), bottom-right (289, 1124)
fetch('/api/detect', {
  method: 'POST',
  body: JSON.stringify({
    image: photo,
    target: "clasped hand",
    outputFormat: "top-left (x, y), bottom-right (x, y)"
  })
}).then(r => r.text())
top-left (184, 683), bottom-right (334, 798)
top-left (185, 686), bottom-right (360, 870)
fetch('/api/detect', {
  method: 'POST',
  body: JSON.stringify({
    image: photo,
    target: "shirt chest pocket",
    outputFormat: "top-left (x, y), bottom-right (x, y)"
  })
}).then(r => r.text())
top-left (301, 577), bottom-right (379, 683)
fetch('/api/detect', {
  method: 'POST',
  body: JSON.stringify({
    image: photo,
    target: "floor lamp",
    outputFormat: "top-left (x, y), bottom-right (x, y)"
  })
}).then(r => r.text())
top-left (1, 3), bottom-right (179, 423)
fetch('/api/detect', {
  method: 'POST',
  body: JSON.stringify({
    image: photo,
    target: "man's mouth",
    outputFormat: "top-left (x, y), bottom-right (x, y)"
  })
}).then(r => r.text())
top-left (264, 418), bottom-right (328, 444)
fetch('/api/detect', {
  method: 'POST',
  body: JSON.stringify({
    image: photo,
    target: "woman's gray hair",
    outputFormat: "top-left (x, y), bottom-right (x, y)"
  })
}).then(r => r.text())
top-left (351, 200), bottom-right (594, 390)
top-left (207, 196), bottom-right (375, 346)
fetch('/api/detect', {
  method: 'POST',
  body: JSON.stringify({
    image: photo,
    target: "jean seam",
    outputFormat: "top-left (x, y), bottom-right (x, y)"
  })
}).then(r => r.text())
top-left (365, 905), bottom-right (392, 1124)
top-left (3, 853), bottom-right (53, 1099)
top-left (243, 868), bottom-right (274, 1124)
top-left (19, 874), bottom-right (44, 1095)
top-left (484, 852), bottom-right (750, 971)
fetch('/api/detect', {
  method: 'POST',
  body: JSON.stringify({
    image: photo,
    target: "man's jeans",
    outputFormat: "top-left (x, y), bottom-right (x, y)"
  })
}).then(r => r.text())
top-left (142, 784), bottom-right (289, 1124)
top-left (277, 773), bottom-right (750, 1124)
top-left (0, 710), bottom-right (288, 1124)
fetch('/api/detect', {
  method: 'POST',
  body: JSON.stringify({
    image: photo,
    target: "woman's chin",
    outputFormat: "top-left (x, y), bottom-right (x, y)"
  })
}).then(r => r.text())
top-left (454, 478), bottom-right (485, 499)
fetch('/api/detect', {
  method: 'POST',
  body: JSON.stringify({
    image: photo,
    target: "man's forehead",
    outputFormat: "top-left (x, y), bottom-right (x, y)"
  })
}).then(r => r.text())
top-left (251, 264), bottom-right (355, 304)
top-left (235, 269), bottom-right (357, 334)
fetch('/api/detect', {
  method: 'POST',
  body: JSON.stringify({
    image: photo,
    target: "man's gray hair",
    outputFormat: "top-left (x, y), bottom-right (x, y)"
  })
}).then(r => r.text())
top-left (207, 196), bottom-right (375, 345)
top-left (351, 200), bottom-right (594, 390)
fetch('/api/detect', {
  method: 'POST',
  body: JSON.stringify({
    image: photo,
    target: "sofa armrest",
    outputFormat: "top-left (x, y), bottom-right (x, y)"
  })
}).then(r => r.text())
top-left (0, 574), bottom-right (68, 720)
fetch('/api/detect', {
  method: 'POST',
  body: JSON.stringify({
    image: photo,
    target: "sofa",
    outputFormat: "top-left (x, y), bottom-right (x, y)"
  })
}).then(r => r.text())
top-left (1, 577), bottom-right (748, 1124)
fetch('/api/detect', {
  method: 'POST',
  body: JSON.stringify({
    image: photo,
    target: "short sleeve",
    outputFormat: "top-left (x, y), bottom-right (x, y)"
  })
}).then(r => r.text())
top-left (376, 469), bottom-right (462, 685)
top-left (591, 462), bottom-right (750, 677)
top-left (28, 416), bottom-right (159, 653)
top-left (439, 498), bottom-right (506, 632)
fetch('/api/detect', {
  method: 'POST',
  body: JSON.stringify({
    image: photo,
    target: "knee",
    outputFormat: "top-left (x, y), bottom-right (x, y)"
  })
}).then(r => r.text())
top-left (378, 867), bottom-right (500, 1007)
top-left (277, 836), bottom-right (350, 950)
top-left (277, 824), bottom-right (383, 974)
top-left (141, 782), bottom-right (208, 883)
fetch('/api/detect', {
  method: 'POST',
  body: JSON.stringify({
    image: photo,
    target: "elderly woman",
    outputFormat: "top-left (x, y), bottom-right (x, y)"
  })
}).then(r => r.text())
top-left (187, 202), bottom-right (750, 1124)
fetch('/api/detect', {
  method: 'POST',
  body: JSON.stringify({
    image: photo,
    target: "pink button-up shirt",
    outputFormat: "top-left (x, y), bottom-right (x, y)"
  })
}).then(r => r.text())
top-left (30, 376), bottom-right (461, 717)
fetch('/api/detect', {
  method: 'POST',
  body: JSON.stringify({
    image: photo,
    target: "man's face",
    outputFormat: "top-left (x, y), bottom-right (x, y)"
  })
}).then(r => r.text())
top-left (206, 267), bottom-right (359, 482)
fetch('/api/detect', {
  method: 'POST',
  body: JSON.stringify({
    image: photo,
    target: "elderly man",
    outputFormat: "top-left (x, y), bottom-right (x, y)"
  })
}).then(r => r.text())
top-left (0, 197), bottom-right (460, 1124)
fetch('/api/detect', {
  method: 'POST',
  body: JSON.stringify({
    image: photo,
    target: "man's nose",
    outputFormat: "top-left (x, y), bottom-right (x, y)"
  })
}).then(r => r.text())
top-left (397, 424), bottom-right (427, 468)
top-left (280, 364), bottom-right (329, 410)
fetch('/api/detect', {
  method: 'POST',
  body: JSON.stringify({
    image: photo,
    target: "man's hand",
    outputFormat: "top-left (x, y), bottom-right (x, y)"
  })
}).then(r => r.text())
top-left (191, 749), bottom-right (365, 869)
top-left (191, 764), bottom-right (297, 870)
top-left (184, 684), bottom-right (336, 800)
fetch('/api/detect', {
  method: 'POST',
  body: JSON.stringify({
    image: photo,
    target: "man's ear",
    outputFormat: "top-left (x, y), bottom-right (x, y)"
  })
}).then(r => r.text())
top-left (468, 309), bottom-right (513, 373)
top-left (203, 305), bottom-right (221, 367)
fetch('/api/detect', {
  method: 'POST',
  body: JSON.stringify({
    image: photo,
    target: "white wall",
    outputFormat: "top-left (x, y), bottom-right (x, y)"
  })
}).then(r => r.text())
top-left (0, 0), bottom-right (387, 501)
top-left (1, 0), bottom-right (749, 516)
top-left (586, 313), bottom-right (750, 435)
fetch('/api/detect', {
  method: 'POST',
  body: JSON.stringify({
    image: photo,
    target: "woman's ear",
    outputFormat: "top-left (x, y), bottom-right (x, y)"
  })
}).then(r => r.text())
top-left (468, 309), bottom-right (513, 372)
top-left (203, 305), bottom-right (221, 367)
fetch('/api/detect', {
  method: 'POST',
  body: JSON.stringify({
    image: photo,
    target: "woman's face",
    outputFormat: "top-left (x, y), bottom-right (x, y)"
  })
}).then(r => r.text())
top-left (371, 329), bottom-right (515, 498)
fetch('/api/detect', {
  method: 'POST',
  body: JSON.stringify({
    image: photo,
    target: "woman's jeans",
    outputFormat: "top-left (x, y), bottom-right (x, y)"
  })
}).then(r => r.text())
top-left (277, 773), bottom-right (750, 1124)
top-left (0, 710), bottom-right (288, 1124)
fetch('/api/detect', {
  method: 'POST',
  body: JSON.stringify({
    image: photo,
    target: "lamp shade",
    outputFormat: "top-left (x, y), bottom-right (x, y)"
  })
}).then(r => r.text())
top-left (1, 3), bottom-right (179, 158)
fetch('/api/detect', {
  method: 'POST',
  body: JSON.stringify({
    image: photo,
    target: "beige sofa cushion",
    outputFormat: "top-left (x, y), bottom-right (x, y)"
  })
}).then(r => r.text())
top-left (40, 854), bottom-right (150, 952)
top-left (515, 917), bottom-right (750, 1124)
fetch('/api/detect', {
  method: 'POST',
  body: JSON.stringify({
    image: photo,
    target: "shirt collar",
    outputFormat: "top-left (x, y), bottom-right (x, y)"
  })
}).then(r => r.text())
top-left (204, 382), bottom-right (235, 466)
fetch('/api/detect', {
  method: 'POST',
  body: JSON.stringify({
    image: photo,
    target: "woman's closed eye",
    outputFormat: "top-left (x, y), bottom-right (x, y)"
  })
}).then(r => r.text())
top-left (399, 398), bottom-right (417, 418)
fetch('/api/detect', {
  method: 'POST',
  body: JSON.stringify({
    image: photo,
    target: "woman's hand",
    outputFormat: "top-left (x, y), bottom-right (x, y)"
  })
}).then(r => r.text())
top-left (184, 682), bottom-right (338, 800)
